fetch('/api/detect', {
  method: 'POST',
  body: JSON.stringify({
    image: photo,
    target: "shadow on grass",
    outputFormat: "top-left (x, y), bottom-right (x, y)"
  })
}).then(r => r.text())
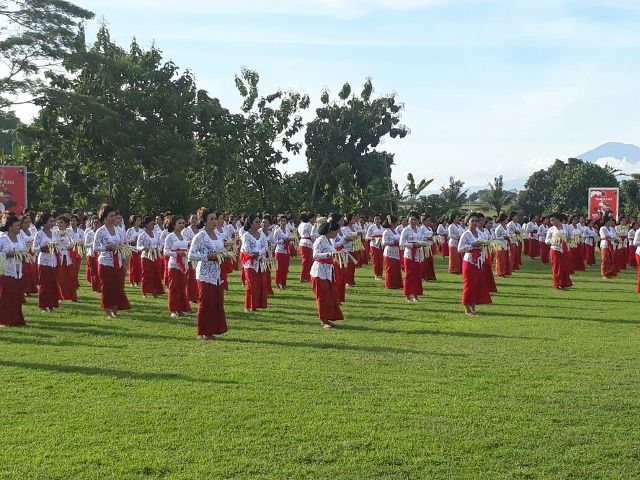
top-left (222, 337), bottom-right (467, 357)
top-left (0, 359), bottom-right (237, 384)
top-left (0, 336), bottom-right (126, 349)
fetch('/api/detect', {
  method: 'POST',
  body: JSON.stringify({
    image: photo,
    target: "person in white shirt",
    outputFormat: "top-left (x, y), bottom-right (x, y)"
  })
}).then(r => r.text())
top-left (382, 215), bottom-right (403, 289)
top-left (0, 213), bottom-right (27, 326)
top-left (273, 215), bottom-right (292, 290)
top-left (420, 214), bottom-right (437, 282)
top-left (506, 213), bottom-right (522, 271)
top-left (399, 211), bottom-right (424, 303)
top-left (545, 212), bottom-right (573, 290)
top-left (241, 214), bottom-right (268, 312)
top-left (137, 216), bottom-right (165, 297)
top-left (366, 214), bottom-right (384, 280)
top-left (526, 215), bottom-right (540, 259)
top-left (126, 215), bottom-right (143, 287)
top-left (458, 213), bottom-right (492, 315)
top-left (494, 213), bottom-right (511, 277)
top-left (298, 212), bottom-right (314, 283)
top-left (84, 216), bottom-right (103, 293)
top-left (164, 215), bottom-right (192, 318)
top-left (628, 221), bottom-right (638, 268)
top-left (311, 220), bottom-right (344, 328)
top-left (537, 217), bottom-right (550, 265)
top-left (448, 215), bottom-right (463, 274)
top-left (187, 209), bottom-right (228, 340)
top-left (633, 223), bottom-right (640, 293)
top-left (599, 216), bottom-right (618, 279)
top-left (582, 219), bottom-right (597, 266)
top-left (436, 220), bottom-right (449, 258)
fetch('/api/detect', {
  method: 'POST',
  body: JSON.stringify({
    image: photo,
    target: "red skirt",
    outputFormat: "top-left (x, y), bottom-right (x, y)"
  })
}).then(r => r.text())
top-left (421, 255), bottom-right (437, 281)
top-left (334, 261), bottom-right (346, 303)
top-left (38, 265), bottom-right (60, 309)
top-left (551, 250), bottom-right (573, 289)
top-left (637, 254), bottom-right (640, 293)
top-left (528, 239), bottom-right (540, 258)
top-left (462, 260), bottom-right (492, 305)
top-left (22, 260), bottom-right (38, 294)
top-left (440, 241), bottom-right (449, 258)
top-left (384, 256), bottom-right (403, 289)
top-left (299, 246), bottom-right (313, 282)
top-left (0, 276), bottom-right (26, 326)
top-left (168, 268), bottom-right (192, 313)
top-left (141, 257), bottom-right (165, 295)
top-left (601, 248), bottom-right (617, 278)
top-left (163, 255), bottom-right (170, 285)
top-left (448, 246), bottom-right (461, 274)
top-left (344, 256), bottom-right (356, 286)
top-left (370, 246), bottom-right (383, 277)
top-left (523, 239), bottom-right (530, 256)
top-left (584, 244), bottom-right (595, 266)
top-left (244, 267), bottom-right (267, 310)
top-left (70, 250), bottom-right (81, 289)
top-left (540, 242), bottom-right (550, 265)
top-left (629, 246), bottom-right (637, 267)
top-left (615, 246), bottom-right (628, 270)
top-left (508, 244), bottom-right (518, 272)
top-left (571, 247), bottom-right (585, 272)
top-left (275, 252), bottom-right (290, 286)
top-left (57, 257), bottom-right (77, 302)
top-left (86, 255), bottom-right (92, 283)
top-left (98, 264), bottom-right (131, 311)
top-left (129, 251), bottom-right (142, 285)
top-left (483, 254), bottom-right (497, 293)
top-left (261, 269), bottom-right (274, 297)
top-left (312, 277), bottom-right (343, 322)
top-left (289, 242), bottom-right (297, 257)
top-left (197, 281), bottom-right (228, 335)
top-left (403, 258), bottom-right (423, 297)
top-left (362, 241), bottom-right (370, 265)
top-left (495, 249), bottom-right (511, 276)
top-left (89, 254), bottom-right (102, 292)
top-left (187, 264), bottom-right (199, 303)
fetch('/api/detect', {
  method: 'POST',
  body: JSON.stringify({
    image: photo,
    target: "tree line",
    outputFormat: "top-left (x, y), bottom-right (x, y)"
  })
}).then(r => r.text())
top-left (1, 1), bottom-right (638, 220)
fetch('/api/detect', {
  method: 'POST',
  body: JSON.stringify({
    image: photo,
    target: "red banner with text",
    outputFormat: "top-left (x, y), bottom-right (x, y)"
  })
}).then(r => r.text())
top-left (588, 187), bottom-right (619, 222)
top-left (0, 166), bottom-right (28, 214)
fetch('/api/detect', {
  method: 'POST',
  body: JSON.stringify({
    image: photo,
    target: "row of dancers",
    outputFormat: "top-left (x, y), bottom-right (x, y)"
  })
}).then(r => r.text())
top-left (1, 207), bottom-right (639, 337)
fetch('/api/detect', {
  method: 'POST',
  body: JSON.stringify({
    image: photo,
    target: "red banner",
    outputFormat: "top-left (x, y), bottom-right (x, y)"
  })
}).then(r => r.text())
top-left (0, 166), bottom-right (27, 214)
top-left (588, 187), bottom-right (619, 222)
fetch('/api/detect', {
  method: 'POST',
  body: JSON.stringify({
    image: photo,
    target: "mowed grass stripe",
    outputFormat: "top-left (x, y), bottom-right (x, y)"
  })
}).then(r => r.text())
top-left (1, 255), bottom-right (640, 479)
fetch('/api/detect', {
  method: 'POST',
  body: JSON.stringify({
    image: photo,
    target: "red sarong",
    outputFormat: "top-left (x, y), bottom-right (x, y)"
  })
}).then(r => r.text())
top-left (462, 259), bottom-right (492, 305)
top-left (141, 257), bottom-right (164, 295)
top-left (168, 268), bottom-right (191, 313)
top-left (370, 244), bottom-right (383, 277)
top-left (275, 252), bottom-right (290, 287)
top-left (129, 250), bottom-right (142, 285)
top-left (403, 258), bottom-right (423, 296)
top-left (197, 281), bottom-right (228, 335)
top-left (311, 276), bottom-right (343, 322)
top-left (37, 264), bottom-right (60, 309)
top-left (299, 245), bottom-right (313, 282)
top-left (384, 256), bottom-right (403, 289)
top-left (244, 267), bottom-right (267, 310)
top-left (98, 264), bottom-right (131, 311)
top-left (0, 276), bottom-right (26, 326)
top-left (551, 250), bottom-right (573, 289)
top-left (448, 246), bottom-right (461, 274)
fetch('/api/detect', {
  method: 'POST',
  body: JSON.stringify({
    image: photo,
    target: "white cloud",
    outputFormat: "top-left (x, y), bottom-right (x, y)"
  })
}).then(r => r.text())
top-left (595, 157), bottom-right (640, 175)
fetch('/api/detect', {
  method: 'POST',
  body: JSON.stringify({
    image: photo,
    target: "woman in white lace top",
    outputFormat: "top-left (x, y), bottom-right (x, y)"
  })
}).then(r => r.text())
top-left (311, 220), bottom-right (344, 328)
top-left (382, 215), bottom-right (402, 290)
top-left (137, 216), bottom-right (165, 297)
top-left (0, 214), bottom-right (27, 326)
top-left (188, 209), bottom-right (228, 340)
top-left (164, 215), bottom-right (192, 318)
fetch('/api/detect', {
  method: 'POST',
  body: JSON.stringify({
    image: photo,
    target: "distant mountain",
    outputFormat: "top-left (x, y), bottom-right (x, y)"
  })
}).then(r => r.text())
top-left (578, 142), bottom-right (640, 163)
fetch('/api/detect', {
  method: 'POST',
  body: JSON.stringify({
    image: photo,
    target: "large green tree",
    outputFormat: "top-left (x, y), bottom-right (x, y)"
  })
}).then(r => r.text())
top-left (0, 0), bottom-right (93, 108)
top-left (305, 79), bottom-right (408, 213)
top-left (439, 176), bottom-right (468, 215)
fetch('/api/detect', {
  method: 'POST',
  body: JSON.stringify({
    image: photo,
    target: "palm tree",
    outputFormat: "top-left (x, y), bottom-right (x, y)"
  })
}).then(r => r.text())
top-left (478, 175), bottom-right (517, 215)
top-left (401, 173), bottom-right (433, 210)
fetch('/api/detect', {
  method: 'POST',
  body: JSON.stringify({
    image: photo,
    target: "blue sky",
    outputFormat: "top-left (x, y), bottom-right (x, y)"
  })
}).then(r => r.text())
top-left (51, 1), bottom-right (640, 188)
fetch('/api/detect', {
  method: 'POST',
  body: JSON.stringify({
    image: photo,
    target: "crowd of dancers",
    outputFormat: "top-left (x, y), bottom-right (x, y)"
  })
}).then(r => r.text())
top-left (1, 206), bottom-right (639, 338)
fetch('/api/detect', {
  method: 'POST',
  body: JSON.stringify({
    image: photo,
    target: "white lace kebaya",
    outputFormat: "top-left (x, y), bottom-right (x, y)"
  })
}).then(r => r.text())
top-left (187, 231), bottom-right (224, 286)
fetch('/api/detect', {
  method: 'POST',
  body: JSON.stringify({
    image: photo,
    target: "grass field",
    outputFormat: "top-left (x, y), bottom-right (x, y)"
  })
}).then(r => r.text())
top-left (2, 255), bottom-right (640, 479)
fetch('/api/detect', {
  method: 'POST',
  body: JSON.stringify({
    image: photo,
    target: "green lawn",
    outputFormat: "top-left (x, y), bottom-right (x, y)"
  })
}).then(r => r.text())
top-left (2, 255), bottom-right (640, 479)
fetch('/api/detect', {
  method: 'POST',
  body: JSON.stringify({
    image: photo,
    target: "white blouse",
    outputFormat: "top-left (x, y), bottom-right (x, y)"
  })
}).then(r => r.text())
top-left (599, 226), bottom-right (617, 250)
top-left (0, 234), bottom-right (27, 279)
top-left (545, 225), bottom-right (571, 252)
top-left (366, 224), bottom-right (385, 249)
top-left (93, 225), bottom-right (127, 267)
top-left (507, 221), bottom-right (521, 244)
top-left (582, 226), bottom-right (595, 246)
top-left (33, 229), bottom-right (61, 267)
top-left (382, 228), bottom-right (400, 260)
top-left (399, 226), bottom-right (424, 263)
top-left (298, 222), bottom-right (313, 248)
top-left (448, 224), bottom-right (463, 247)
top-left (241, 231), bottom-right (267, 271)
top-left (340, 225), bottom-right (358, 252)
top-left (84, 229), bottom-right (96, 256)
top-left (137, 230), bottom-right (162, 260)
top-left (458, 229), bottom-right (484, 267)
top-left (55, 227), bottom-right (74, 265)
top-left (68, 226), bottom-right (85, 243)
top-left (188, 231), bottom-right (224, 286)
top-left (634, 229), bottom-right (640, 255)
top-left (311, 235), bottom-right (335, 281)
top-left (537, 224), bottom-right (548, 243)
top-left (126, 226), bottom-right (142, 245)
top-left (526, 221), bottom-right (538, 239)
top-left (164, 232), bottom-right (190, 272)
top-left (494, 224), bottom-right (509, 250)
top-left (273, 227), bottom-right (291, 255)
